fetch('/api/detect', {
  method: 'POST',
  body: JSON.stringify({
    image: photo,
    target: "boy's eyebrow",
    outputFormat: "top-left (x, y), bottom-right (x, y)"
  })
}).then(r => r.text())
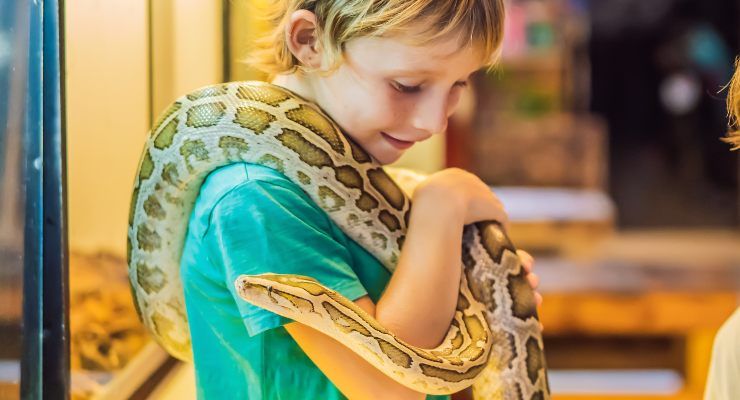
top-left (386, 68), bottom-right (478, 80)
top-left (385, 68), bottom-right (437, 76)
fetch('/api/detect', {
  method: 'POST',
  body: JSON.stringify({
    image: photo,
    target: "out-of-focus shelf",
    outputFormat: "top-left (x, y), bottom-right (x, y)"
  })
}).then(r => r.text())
top-left (535, 229), bottom-right (740, 399)
top-left (553, 394), bottom-right (703, 400)
top-left (0, 361), bottom-right (19, 400)
top-left (500, 51), bottom-right (563, 71)
top-left (591, 229), bottom-right (740, 270)
top-left (495, 186), bottom-right (615, 222)
top-left (494, 186), bottom-right (616, 255)
top-left (549, 369), bottom-right (683, 396)
top-left (0, 247), bottom-right (23, 322)
top-left (541, 287), bottom-right (737, 335)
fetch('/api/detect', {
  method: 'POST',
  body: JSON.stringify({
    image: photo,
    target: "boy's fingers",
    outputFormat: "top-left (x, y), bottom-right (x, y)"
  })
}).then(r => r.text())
top-left (534, 291), bottom-right (543, 307)
top-left (527, 272), bottom-right (540, 290)
top-left (517, 249), bottom-right (534, 273)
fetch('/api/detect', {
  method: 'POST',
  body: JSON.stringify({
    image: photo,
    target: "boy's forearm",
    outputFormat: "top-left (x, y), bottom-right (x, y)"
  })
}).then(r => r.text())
top-left (375, 196), bottom-right (464, 348)
top-left (286, 321), bottom-right (425, 400)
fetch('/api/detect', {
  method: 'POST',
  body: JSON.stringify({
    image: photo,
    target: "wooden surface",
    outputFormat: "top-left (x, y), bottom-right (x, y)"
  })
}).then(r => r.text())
top-left (509, 220), bottom-right (614, 256)
top-left (540, 291), bottom-right (738, 335)
top-left (537, 255), bottom-right (740, 334)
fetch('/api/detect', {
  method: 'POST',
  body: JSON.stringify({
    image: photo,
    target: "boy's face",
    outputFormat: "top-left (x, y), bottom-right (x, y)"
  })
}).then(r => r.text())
top-left (309, 33), bottom-right (484, 165)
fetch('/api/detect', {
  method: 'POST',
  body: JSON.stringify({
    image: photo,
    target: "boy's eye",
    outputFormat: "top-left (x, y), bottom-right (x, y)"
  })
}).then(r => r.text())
top-left (391, 80), bottom-right (469, 94)
top-left (457, 80), bottom-right (469, 87)
top-left (392, 82), bottom-right (422, 94)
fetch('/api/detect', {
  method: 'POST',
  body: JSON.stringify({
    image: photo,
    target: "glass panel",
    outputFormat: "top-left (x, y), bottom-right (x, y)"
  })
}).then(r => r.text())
top-left (0, 1), bottom-right (30, 399)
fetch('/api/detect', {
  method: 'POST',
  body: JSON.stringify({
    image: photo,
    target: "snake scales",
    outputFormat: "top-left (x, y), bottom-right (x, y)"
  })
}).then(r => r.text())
top-left (127, 80), bottom-right (550, 399)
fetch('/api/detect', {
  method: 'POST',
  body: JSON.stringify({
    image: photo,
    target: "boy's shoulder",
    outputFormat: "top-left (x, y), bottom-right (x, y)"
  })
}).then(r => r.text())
top-left (224, 80), bottom-right (305, 103)
top-left (197, 162), bottom-right (305, 211)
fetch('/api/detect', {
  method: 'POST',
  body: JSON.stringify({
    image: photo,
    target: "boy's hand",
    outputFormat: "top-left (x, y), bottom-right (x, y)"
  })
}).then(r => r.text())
top-left (516, 249), bottom-right (544, 331)
top-left (414, 168), bottom-right (509, 227)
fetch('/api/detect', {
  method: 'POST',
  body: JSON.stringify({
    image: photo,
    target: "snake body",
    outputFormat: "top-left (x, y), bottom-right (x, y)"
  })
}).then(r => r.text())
top-left (127, 81), bottom-right (549, 399)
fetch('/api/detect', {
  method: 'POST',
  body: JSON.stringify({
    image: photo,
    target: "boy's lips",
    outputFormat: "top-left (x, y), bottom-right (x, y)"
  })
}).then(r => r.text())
top-left (381, 131), bottom-right (415, 150)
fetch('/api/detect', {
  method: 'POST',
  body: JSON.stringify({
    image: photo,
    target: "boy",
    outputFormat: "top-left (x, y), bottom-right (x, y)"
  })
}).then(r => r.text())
top-left (180, 1), bottom-right (542, 399)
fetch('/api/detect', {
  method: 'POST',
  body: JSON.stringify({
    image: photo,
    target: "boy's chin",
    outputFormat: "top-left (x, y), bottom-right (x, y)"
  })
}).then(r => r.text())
top-left (371, 150), bottom-right (404, 166)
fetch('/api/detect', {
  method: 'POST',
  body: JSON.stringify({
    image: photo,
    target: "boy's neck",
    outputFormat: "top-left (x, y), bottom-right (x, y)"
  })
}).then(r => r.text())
top-left (270, 73), bottom-right (318, 105)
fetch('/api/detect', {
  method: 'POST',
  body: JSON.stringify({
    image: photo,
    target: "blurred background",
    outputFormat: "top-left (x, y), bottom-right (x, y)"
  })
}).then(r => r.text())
top-left (1, 0), bottom-right (739, 399)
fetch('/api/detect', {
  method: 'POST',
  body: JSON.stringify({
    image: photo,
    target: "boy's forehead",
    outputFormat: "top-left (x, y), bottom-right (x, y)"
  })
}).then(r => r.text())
top-left (346, 35), bottom-right (483, 77)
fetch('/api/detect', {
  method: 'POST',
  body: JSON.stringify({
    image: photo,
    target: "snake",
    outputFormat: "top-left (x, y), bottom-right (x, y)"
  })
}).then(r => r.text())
top-left (127, 80), bottom-right (550, 399)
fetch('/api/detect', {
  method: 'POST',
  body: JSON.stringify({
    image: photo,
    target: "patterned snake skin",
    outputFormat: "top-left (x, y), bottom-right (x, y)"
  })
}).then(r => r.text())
top-left (127, 81), bottom-right (549, 399)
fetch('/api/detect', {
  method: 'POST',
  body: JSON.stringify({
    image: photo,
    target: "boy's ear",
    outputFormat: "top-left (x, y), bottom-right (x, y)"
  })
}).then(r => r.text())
top-left (285, 10), bottom-right (322, 69)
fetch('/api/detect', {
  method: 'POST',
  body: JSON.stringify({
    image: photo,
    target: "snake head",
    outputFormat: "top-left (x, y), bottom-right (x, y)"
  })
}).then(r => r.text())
top-left (234, 276), bottom-right (269, 302)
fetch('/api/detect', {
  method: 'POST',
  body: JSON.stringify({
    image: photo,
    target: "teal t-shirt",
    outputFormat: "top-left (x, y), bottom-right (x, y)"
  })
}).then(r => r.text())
top-left (181, 162), bottom-right (450, 400)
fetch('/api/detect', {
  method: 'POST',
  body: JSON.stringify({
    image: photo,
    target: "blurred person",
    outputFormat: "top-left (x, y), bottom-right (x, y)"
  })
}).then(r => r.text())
top-left (704, 58), bottom-right (740, 400)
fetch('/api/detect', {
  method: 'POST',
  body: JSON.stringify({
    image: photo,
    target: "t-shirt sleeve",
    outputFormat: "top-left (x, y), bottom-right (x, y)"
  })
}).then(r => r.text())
top-left (203, 177), bottom-right (368, 337)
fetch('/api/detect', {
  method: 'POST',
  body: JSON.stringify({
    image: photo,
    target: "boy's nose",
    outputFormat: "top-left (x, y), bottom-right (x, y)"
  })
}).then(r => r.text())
top-left (410, 95), bottom-right (449, 136)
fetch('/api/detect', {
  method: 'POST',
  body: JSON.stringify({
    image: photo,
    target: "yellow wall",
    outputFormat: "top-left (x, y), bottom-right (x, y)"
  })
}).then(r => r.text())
top-left (151, 0), bottom-right (224, 114)
top-left (229, 0), bottom-right (271, 82)
top-left (66, 1), bottom-right (149, 257)
top-left (66, 0), bottom-right (222, 257)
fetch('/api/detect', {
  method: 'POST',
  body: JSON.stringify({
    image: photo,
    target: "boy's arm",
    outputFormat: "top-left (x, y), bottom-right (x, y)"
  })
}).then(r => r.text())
top-left (283, 193), bottom-right (470, 399)
top-left (284, 192), bottom-right (490, 399)
top-left (285, 296), bottom-right (425, 400)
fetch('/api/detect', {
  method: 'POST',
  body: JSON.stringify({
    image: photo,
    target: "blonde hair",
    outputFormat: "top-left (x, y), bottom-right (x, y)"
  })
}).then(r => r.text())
top-left (724, 57), bottom-right (740, 149)
top-left (244, 0), bottom-right (505, 79)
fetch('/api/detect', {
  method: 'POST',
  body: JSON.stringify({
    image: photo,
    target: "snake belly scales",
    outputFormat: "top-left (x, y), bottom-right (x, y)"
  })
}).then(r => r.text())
top-left (127, 81), bottom-right (550, 399)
